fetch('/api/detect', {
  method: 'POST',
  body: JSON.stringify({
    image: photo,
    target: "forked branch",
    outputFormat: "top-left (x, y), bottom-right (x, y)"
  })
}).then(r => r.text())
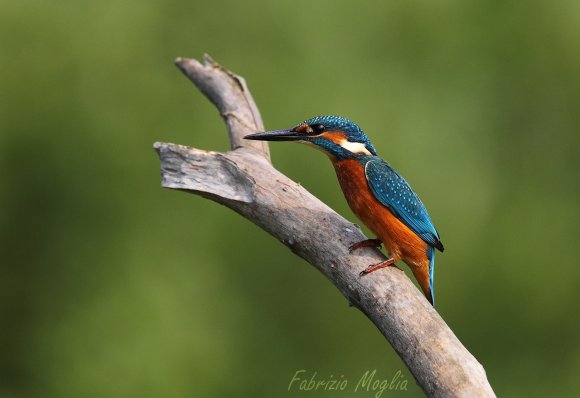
top-left (154, 55), bottom-right (495, 398)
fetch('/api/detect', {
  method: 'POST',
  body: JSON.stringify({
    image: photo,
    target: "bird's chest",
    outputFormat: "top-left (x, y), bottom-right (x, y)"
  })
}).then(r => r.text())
top-left (333, 159), bottom-right (374, 217)
top-left (332, 159), bottom-right (390, 237)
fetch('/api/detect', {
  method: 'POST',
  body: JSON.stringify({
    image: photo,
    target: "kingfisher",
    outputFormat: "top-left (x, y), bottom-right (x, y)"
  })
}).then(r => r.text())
top-left (244, 116), bottom-right (444, 305)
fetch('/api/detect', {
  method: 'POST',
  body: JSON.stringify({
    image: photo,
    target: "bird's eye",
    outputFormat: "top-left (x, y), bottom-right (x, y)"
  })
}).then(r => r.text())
top-left (312, 124), bottom-right (326, 133)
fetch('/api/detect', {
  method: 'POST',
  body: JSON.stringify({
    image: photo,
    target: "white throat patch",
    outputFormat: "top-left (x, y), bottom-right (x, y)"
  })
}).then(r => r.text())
top-left (337, 139), bottom-right (373, 156)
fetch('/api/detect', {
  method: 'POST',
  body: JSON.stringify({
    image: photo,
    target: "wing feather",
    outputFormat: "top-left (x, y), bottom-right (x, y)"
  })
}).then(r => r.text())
top-left (364, 158), bottom-right (443, 251)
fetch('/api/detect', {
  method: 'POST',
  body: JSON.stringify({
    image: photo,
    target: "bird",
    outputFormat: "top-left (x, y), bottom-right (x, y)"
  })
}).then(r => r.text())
top-left (244, 115), bottom-right (444, 305)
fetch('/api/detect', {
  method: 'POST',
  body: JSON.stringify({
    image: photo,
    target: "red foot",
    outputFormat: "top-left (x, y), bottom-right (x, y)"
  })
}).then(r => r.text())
top-left (359, 258), bottom-right (396, 276)
top-left (348, 238), bottom-right (382, 254)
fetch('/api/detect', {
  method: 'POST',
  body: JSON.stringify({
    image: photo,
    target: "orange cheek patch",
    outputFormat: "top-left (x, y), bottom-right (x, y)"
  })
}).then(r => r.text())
top-left (295, 123), bottom-right (312, 134)
top-left (321, 131), bottom-right (348, 144)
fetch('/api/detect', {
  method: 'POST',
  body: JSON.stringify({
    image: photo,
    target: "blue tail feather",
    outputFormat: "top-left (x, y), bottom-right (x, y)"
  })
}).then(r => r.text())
top-left (427, 246), bottom-right (435, 306)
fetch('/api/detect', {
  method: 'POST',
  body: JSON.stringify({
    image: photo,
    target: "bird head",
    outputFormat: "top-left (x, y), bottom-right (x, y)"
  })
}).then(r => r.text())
top-left (244, 115), bottom-right (377, 159)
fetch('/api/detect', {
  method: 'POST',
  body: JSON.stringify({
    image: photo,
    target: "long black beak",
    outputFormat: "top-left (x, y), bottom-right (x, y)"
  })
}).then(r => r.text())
top-left (244, 128), bottom-right (303, 142)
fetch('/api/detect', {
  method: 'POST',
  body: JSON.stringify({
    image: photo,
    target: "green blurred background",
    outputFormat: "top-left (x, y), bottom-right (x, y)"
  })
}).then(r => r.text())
top-left (1, 0), bottom-right (579, 397)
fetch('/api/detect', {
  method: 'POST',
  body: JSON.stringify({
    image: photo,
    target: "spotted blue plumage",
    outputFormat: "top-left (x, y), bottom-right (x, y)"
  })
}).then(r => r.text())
top-left (364, 157), bottom-right (443, 304)
top-left (363, 158), bottom-right (442, 250)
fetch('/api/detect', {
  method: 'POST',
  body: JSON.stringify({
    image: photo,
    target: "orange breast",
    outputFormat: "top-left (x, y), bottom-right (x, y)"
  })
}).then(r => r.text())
top-left (332, 159), bottom-right (429, 268)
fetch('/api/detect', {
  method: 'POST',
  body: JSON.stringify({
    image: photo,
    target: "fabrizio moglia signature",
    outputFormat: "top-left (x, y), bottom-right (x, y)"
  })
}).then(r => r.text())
top-left (288, 369), bottom-right (408, 397)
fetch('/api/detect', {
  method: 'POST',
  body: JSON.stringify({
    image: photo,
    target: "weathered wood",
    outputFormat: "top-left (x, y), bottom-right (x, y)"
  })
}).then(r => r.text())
top-left (155, 55), bottom-right (495, 398)
top-left (175, 55), bottom-right (269, 157)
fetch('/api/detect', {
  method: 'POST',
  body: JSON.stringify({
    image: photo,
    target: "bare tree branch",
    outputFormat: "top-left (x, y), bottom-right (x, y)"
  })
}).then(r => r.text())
top-left (154, 55), bottom-right (496, 398)
top-left (175, 55), bottom-right (269, 157)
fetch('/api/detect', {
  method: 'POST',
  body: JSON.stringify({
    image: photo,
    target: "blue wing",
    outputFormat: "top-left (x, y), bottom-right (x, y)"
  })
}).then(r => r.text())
top-left (364, 158), bottom-right (443, 251)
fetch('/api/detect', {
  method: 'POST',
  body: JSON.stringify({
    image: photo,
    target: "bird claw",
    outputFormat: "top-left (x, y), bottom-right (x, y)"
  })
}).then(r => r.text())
top-left (358, 258), bottom-right (396, 277)
top-left (348, 238), bottom-right (382, 254)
